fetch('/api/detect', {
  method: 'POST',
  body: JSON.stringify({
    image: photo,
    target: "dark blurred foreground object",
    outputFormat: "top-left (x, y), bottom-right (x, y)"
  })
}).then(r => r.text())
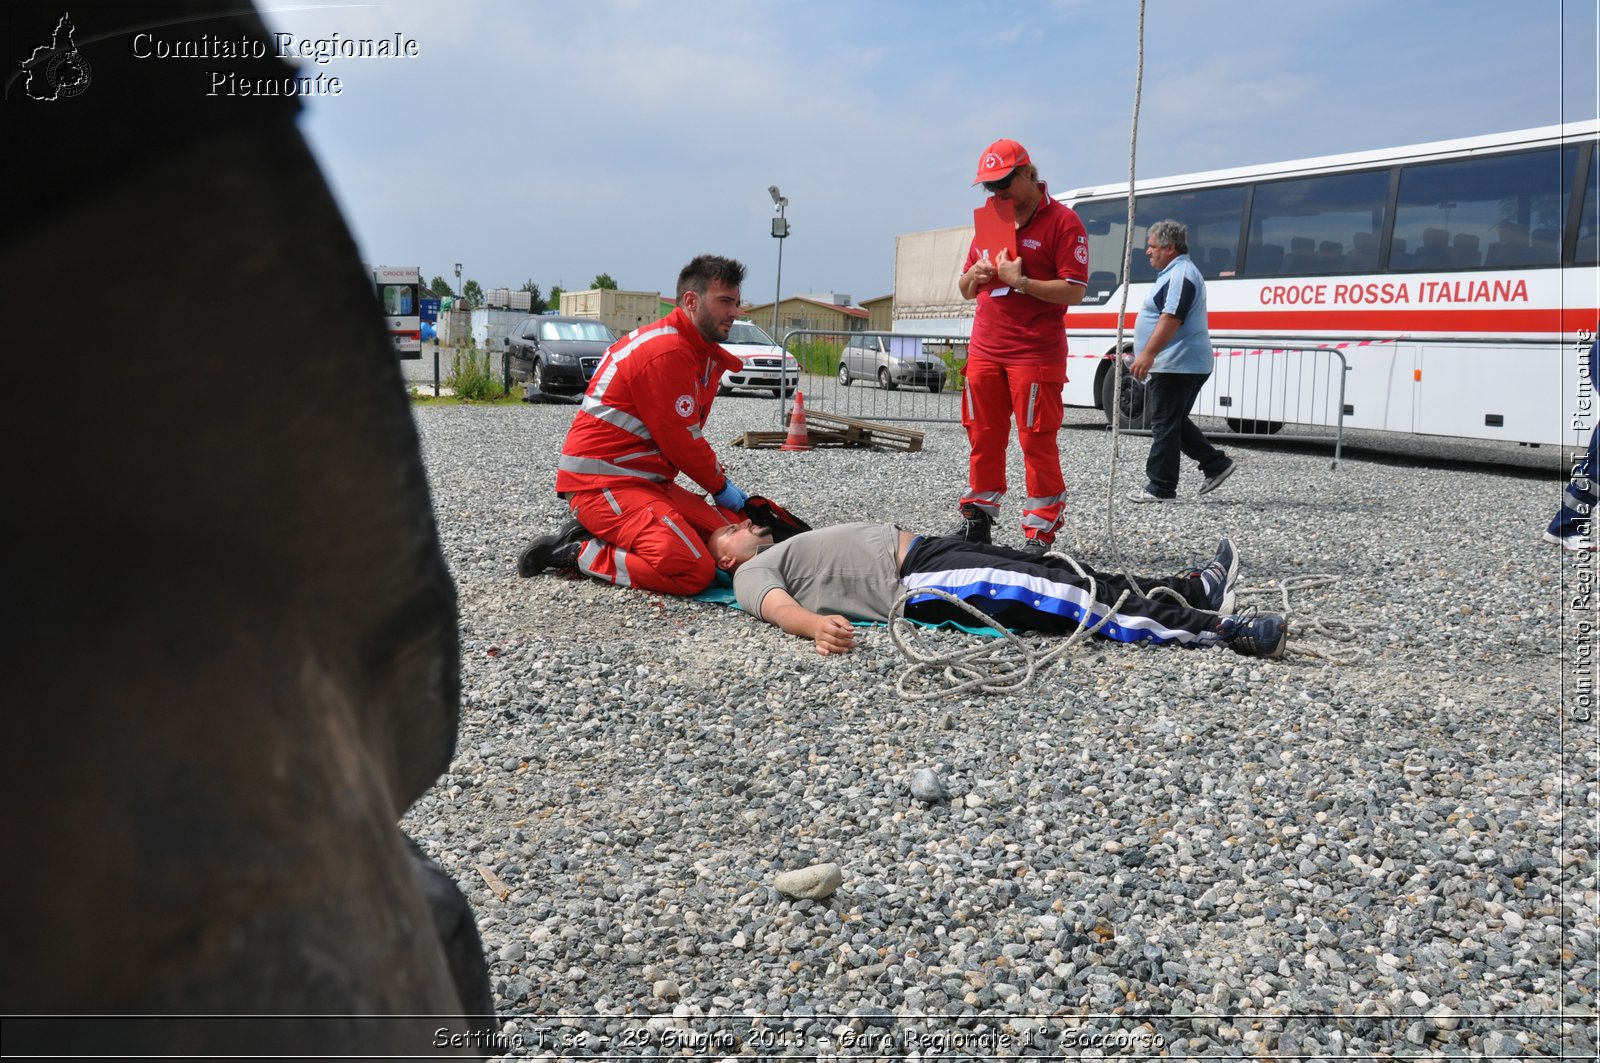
top-left (3, 4), bottom-right (493, 1055)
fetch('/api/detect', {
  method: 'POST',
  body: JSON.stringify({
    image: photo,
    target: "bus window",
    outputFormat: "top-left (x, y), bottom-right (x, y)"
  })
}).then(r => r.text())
top-left (1244, 169), bottom-right (1389, 277)
top-left (1071, 198), bottom-right (1130, 304)
top-left (1392, 146), bottom-right (1569, 271)
top-left (1575, 145), bottom-right (1598, 265)
top-left (1131, 185), bottom-right (1246, 282)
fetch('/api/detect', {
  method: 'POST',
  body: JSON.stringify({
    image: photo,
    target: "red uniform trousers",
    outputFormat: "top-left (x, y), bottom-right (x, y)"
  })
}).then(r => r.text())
top-left (960, 358), bottom-right (1068, 543)
top-left (567, 481), bottom-right (739, 596)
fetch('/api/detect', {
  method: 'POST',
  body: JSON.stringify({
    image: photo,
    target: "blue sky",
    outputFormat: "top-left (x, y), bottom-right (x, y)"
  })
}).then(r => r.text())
top-left (260, 0), bottom-right (1599, 306)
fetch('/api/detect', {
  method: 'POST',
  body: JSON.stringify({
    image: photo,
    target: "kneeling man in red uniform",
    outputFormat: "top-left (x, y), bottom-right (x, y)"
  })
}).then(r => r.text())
top-left (519, 254), bottom-right (759, 595)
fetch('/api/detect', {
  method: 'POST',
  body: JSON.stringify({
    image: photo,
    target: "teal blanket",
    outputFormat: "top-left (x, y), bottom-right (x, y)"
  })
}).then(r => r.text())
top-left (694, 575), bottom-right (1002, 637)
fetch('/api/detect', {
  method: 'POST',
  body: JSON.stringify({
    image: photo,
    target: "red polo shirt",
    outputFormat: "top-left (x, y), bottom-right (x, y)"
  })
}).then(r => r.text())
top-left (963, 187), bottom-right (1089, 366)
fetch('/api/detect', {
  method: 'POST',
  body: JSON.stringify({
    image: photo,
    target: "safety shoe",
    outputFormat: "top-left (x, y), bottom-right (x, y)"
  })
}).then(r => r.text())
top-left (1126, 487), bottom-right (1173, 504)
top-left (1019, 538), bottom-right (1050, 557)
top-left (949, 503), bottom-right (993, 544)
top-left (1211, 609), bottom-right (1287, 658)
top-left (1198, 460), bottom-right (1237, 496)
top-left (516, 519), bottom-right (586, 577)
top-left (1187, 537), bottom-right (1238, 614)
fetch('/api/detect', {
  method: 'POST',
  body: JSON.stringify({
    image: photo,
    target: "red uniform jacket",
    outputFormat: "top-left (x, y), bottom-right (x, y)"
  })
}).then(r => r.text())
top-left (555, 306), bottom-right (743, 496)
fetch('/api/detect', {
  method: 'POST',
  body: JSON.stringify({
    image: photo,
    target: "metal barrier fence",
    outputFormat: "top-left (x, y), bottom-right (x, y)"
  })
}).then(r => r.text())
top-left (774, 330), bottom-right (1347, 466)
top-left (1103, 343), bottom-right (1349, 467)
top-left (777, 330), bottom-right (967, 426)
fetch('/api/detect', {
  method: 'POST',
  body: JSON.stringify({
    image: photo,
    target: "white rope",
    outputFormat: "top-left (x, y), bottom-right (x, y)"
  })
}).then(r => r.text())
top-left (1238, 574), bottom-right (1374, 665)
top-left (887, 551), bottom-right (1131, 701)
top-left (1103, 0), bottom-right (1148, 573)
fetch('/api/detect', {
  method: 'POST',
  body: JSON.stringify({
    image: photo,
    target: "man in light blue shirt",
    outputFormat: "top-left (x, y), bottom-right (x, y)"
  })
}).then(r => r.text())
top-left (1127, 219), bottom-right (1236, 502)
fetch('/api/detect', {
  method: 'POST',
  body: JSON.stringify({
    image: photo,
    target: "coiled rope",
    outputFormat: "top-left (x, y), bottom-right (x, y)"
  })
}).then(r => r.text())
top-left (887, 552), bottom-right (1369, 699)
top-left (887, 551), bottom-right (1133, 701)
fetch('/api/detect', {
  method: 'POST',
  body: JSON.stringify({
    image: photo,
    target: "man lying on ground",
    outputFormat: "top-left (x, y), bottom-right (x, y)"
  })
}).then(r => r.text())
top-left (704, 521), bottom-right (1287, 658)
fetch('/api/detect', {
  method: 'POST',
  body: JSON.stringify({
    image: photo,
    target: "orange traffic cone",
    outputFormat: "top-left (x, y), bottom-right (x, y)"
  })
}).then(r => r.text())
top-left (779, 390), bottom-right (814, 451)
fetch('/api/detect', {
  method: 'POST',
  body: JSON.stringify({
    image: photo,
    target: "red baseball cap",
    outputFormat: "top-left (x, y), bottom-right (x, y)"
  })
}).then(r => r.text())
top-left (973, 139), bottom-right (1031, 185)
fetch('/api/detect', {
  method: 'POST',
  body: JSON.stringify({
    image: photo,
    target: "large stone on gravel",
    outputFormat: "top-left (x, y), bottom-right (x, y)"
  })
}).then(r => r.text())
top-left (774, 863), bottom-right (843, 900)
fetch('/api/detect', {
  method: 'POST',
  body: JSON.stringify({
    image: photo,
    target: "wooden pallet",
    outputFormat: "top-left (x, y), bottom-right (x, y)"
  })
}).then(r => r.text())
top-left (802, 410), bottom-right (924, 452)
top-left (730, 411), bottom-right (925, 453)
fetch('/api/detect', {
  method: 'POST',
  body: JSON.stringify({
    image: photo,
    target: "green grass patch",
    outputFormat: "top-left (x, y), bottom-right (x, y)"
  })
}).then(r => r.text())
top-left (444, 347), bottom-right (508, 401)
top-left (408, 386), bottom-right (524, 405)
top-left (790, 338), bottom-right (843, 377)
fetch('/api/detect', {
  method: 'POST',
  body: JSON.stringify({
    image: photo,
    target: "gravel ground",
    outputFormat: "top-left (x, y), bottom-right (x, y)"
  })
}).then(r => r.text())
top-left (404, 391), bottom-right (1596, 1060)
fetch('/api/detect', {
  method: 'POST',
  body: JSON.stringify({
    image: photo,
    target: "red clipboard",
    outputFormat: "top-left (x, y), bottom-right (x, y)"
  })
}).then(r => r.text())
top-left (973, 196), bottom-right (1017, 258)
top-left (972, 196), bottom-right (1017, 292)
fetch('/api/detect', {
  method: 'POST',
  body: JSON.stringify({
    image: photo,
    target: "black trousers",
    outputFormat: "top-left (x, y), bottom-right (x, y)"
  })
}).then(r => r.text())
top-left (1144, 371), bottom-right (1229, 498)
top-left (899, 536), bottom-right (1220, 646)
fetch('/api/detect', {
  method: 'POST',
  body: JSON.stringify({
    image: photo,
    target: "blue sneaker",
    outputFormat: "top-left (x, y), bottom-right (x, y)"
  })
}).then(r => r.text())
top-left (1190, 537), bottom-right (1238, 614)
top-left (1212, 609), bottom-right (1286, 658)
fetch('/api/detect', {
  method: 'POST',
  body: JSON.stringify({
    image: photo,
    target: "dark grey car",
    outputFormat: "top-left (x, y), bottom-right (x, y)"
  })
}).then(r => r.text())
top-left (505, 316), bottom-right (616, 394)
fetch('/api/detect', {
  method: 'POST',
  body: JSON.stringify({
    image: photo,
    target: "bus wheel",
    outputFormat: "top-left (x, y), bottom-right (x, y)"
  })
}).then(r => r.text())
top-left (1099, 364), bottom-right (1151, 430)
top-left (1225, 418), bottom-right (1285, 435)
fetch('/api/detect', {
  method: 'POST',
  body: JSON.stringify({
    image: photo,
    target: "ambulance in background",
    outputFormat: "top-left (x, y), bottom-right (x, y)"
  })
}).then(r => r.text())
top-left (373, 265), bottom-right (421, 357)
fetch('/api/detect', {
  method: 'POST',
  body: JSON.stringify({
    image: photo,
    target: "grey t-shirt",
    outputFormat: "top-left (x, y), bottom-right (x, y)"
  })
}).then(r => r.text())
top-left (732, 522), bottom-right (904, 622)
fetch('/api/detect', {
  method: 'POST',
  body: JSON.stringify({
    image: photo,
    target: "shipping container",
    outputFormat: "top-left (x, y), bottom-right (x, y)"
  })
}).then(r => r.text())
top-left (559, 288), bottom-right (661, 336)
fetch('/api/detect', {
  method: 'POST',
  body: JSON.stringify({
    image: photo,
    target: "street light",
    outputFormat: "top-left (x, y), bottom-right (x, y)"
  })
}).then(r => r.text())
top-left (454, 262), bottom-right (462, 301)
top-left (768, 185), bottom-right (789, 344)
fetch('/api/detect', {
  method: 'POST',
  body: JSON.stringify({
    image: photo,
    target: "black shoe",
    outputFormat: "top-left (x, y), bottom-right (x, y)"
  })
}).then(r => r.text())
top-left (1019, 538), bottom-right (1049, 557)
top-left (516, 519), bottom-right (586, 577)
top-left (1198, 459), bottom-right (1236, 496)
top-left (1211, 608), bottom-right (1287, 658)
top-left (1186, 537), bottom-right (1238, 614)
top-left (949, 503), bottom-right (993, 544)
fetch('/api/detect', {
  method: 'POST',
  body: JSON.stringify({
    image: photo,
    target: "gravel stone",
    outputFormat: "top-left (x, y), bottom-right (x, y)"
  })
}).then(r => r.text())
top-left (773, 863), bottom-right (844, 900)
top-left (908, 768), bottom-right (949, 802)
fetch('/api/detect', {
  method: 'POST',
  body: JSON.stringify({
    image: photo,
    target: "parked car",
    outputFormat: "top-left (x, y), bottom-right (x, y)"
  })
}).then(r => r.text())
top-left (838, 334), bottom-right (947, 393)
top-left (719, 320), bottom-right (801, 397)
top-left (504, 316), bottom-right (616, 394)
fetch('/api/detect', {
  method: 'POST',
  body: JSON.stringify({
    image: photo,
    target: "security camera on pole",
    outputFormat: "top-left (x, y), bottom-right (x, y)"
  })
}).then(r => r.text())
top-left (768, 186), bottom-right (790, 417)
top-left (767, 185), bottom-right (789, 349)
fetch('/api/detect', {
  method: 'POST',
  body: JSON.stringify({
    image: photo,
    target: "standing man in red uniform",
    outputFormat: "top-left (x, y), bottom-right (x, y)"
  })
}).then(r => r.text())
top-left (518, 254), bottom-right (757, 596)
top-left (955, 139), bottom-right (1089, 554)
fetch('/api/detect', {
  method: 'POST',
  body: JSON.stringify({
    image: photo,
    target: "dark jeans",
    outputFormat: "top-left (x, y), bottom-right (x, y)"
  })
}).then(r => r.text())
top-left (1145, 372), bottom-right (1229, 498)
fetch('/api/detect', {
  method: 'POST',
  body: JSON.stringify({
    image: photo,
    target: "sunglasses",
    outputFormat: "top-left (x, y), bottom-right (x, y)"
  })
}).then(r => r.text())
top-left (982, 171), bottom-right (1018, 193)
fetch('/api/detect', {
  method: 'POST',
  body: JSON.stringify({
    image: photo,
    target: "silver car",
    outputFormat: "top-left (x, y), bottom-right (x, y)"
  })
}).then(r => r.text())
top-left (837, 334), bottom-right (947, 393)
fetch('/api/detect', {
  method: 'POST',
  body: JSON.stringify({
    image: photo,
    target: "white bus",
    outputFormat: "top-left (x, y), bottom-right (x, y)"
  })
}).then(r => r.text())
top-left (1058, 122), bottom-right (1598, 445)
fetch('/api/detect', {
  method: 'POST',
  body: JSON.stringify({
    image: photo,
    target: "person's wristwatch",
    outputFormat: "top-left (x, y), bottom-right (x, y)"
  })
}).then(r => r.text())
top-left (1016, 275), bottom-right (1030, 294)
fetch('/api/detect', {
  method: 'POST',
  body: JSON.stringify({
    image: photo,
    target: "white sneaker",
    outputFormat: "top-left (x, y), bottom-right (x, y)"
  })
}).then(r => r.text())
top-left (1126, 488), bottom-right (1173, 504)
top-left (1543, 529), bottom-right (1596, 552)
